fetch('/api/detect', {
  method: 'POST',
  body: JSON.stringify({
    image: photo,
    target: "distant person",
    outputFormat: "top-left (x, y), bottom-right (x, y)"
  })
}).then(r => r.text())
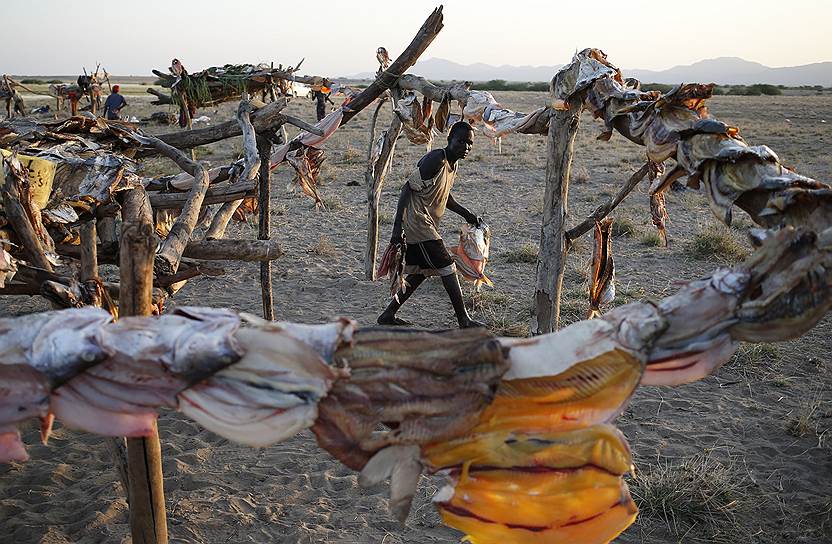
top-left (311, 79), bottom-right (334, 121)
top-left (103, 85), bottom-right (128, 120)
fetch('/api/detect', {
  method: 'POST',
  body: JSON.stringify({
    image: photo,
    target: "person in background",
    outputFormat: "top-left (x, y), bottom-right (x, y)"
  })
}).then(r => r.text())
top-left (103, 85), bottom-right (127, 120)
top-left (312, 78), bottom-right (335, 121)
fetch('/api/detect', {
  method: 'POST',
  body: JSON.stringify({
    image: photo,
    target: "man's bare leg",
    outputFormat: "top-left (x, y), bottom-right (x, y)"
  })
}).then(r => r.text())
top-left (441, 274), bottom-right (486, 329)
top-left (378, 274), bottom-right (426, 326)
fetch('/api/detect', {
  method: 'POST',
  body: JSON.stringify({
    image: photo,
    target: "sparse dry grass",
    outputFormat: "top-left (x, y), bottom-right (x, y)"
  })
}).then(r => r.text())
top-left (379, 211), bottom-right (393, 225)
top-left (630, 453), bottom-right (748, 542)
top-left (727, 343), bottom-right (781, 381)
top-left (310, 236), bottom-right (337, 257)
top-left (468, 290), bottom-right (529, 337)
top-left (572, 165), bottom-right (591, 183)
top-left (611, 216), bottom-right (639, 237)
top-left (786, 389), bottom-right (826, 440)
top-left (640, 230), bottom-right (664, 247)
top-left (320, 194), bottom-right (344, 211)
top-left (341, 146), bottom-right (363, 164)
top-left (687, 226), bottom-right (748, 262)
top-left (503, 242), bottom-right (538, 263)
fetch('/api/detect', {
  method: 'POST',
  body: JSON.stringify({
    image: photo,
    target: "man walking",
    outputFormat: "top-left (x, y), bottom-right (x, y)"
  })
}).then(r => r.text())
top-left (378, 121), bottom-right (485, 329)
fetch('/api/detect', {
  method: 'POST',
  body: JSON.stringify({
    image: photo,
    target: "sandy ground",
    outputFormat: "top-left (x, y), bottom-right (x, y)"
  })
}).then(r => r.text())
top-left (1, 89), bottom-right (831, 543)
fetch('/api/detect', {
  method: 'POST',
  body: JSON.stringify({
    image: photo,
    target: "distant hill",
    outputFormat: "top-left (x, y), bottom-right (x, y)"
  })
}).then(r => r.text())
top-left (352, 57), bottom-right (832, 86)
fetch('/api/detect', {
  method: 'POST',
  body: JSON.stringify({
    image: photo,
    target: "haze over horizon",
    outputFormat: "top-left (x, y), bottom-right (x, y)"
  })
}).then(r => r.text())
top-left (2, 0), bottom-right (830, 76)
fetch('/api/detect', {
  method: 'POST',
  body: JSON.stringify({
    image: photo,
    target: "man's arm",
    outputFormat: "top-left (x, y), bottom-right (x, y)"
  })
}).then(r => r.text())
top-left (447, 193), bottom-right (479, 225)
top-left (390, 183), bottom-right (412, 244)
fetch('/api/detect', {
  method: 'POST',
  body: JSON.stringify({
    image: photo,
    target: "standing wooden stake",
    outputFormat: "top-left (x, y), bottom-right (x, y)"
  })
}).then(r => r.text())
top-left (120, 187), bottom-right (168, 544)
top-left (134, 132), bottom-right (210, 276)
top-left (531, 104), bottom-right (582, 335)
top-left (364, 110), bottom-right (403, 280)
top-left (205, 97), bottom-right (262, 240)
top-left (256, 133), bottom-right (274, 320)
top-left (81, 218), bottom-right (131, 494)
top-left (2, 156), bottom-right (54, 272)
top-left (79, 220), bottom-right (98, 281)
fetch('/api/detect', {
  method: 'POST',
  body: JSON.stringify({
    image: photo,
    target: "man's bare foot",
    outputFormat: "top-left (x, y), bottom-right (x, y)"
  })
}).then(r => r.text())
top-left (459, 317), bottom-right (486, 329)
top-left (377, 313), bottom-right (412, 326)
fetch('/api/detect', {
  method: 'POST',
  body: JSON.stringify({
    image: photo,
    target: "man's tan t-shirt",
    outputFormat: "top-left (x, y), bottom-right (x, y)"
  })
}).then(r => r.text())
top-left (403, 152), bottom-right (457, 243)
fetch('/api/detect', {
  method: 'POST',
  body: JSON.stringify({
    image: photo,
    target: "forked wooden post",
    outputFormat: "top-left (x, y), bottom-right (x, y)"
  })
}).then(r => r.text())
top-left (364, 95), bottom-right (403, 280)
top-left (531, 102), bottom-right (582, 335)
top-left (81, 218), bottom-right (131, 494)
top-left (256, 133), bottom-right (275, 320)
top-left (120, 187), bottom-right (168, 544)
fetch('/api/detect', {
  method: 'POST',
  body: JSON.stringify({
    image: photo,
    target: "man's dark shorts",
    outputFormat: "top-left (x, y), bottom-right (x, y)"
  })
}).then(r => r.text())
top-left (404, 239), bottom-right (456, 277)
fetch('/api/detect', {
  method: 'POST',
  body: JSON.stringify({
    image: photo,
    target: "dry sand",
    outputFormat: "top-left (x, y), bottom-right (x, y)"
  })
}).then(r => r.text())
top-left (1, 90), bottom-right (831, 543)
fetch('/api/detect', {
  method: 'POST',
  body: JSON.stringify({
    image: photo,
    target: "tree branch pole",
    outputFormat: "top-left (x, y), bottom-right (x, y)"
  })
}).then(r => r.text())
top-left (183, 239), bottom-right (284, 261)
top-left (135, 133), bottom-right (210, 276)
top-left (206, 97), bottom-right (262, 240)
top-left (134, 99), bottom-right (317, 157)
top-left (256, 133), bottom-right (274, 320)
top-left (340, 6), bottom-right (444, 126)
top-left (120, 187), bottom-right (168, 544)
top-left (364, 94), bottom-right (403, 280)
top-left (81, 217), bottom-right (132, 497)
top-left (531, 100), bottom-right (583, 335)
top-left (79, 220), bottom-right (98, 282)
top-left (148, 181), bottom-right (256, 209)
top-left (1, 156), bottom-right (53, 272)
top-left (564, 162), bottom-right (650, 242)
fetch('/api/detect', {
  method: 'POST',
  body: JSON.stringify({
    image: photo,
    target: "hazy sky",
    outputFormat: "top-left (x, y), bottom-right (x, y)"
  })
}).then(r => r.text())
top-left (2, 0), bottom-right (831, 76)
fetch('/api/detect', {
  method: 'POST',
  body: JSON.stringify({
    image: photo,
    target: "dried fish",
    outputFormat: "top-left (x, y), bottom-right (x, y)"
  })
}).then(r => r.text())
top-left (377, 242), bottom-right (407, 301)
top-left (588, 218), bottom-right (615, 317)
top-left (450, 222), bottom-right (493, 290)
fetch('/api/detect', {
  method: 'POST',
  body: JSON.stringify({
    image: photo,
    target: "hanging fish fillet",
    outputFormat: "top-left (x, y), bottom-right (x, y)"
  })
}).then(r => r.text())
top-left (426, 425), bottom-right (637, 544)
top-left (650, 192), bottom-right (669, 247)
top-left (0, 308), bottom-right (353, 460)
top-left (588, 218), bottom-right (615, 318)
top-left (285, 146), bottom-right (325, 206)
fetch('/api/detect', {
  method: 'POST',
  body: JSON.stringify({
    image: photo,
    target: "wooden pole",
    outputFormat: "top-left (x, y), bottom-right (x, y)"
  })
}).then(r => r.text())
top-left (133, 132), bottom-right (210, 276)
top-left (120, 187), bottom-right (168, 544)
top-left (1, 155), bottom-right (54, 272)
top-left (256, 133), bottom-right (274, 320)
top-left (79, 220), bottom-right (98, 281)
top-left (205, 97), bottom-right (262, 240)
top-left (530, 103), bottom-right (582, 335)
top-left (564, 163), bottom-right (649, 243)
top-left (364, 103), bottom-right (403, 280)
top-left (80, 217), bottom-right (132, 495)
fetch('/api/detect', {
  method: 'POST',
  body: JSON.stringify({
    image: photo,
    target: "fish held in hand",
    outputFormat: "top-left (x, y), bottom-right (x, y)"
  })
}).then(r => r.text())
top-left (451, 222), bottom-right (493, 290)
top-left (377, 242), bottom-right (407, 301)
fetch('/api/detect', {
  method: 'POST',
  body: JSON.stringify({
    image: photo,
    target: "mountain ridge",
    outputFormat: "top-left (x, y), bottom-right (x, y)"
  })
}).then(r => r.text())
top-left (350, 56), bottom-right (832, 86)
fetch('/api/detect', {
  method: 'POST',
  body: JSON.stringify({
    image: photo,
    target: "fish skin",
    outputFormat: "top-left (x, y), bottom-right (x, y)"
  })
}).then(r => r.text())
top-left (0, 428), bottom-right (28, 463)
top-left (438, 484), bottom-right (637, 544)
top-left (50, 384), bottom-right (156, 437)
top-left (0, 307), bottom-right (113, 386)
top-left (477, 350), bottom-right (643, 433)
top-left (643, 334), bottom-right (738, 386)
top-left (589, 217), bottom-right (616, 317)
top-left (359, 444), bottom-right (423, 521)
top-left (423, 424), bottom-right (633, 477)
